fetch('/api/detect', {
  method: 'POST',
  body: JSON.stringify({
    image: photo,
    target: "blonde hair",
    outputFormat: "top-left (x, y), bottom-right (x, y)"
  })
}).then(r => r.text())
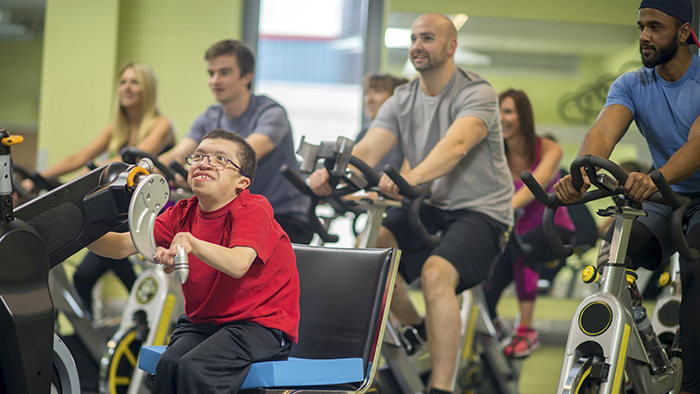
top-left (109, 62), bottom-right (161, 155)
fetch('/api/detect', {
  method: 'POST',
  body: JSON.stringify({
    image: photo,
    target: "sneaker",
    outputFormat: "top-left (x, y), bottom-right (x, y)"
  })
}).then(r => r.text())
top-left (504, 326), bottom-right (540, 358)
top-left (400, 323), bottom-right (427, 355)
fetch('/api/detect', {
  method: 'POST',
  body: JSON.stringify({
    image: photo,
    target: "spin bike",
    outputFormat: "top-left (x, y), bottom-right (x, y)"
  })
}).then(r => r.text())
top-left (286, 136), bottom-right (519, 394)
top-left (0, 128), bottom-right (170, 394)
top-left (521, 155), bottom-right (697, 394)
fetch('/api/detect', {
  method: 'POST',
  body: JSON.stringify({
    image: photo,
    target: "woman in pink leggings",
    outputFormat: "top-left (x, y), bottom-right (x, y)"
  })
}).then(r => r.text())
top-left (482, 89), bottom-right (575, 358)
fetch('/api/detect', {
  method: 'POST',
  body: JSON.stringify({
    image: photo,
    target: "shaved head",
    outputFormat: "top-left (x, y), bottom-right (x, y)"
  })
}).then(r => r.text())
top-left (412, 13), bottom-right (458, 42)
top-left (409, 13), bottom-right (458, 73)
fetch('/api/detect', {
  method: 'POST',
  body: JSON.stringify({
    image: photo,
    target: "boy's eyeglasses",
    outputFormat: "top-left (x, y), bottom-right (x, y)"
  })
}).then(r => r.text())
top-left (185, 154), bottom-right (248, 178)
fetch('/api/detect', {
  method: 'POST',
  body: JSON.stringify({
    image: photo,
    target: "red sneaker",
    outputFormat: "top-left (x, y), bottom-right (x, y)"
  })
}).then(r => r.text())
top-left (504, 326), bottom-right (540, 358)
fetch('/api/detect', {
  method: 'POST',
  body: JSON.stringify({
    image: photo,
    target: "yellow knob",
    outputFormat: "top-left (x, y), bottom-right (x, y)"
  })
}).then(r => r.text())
top-left (1, 135), bottom-right (23, 146)
top-left (582, 266), bottom-right (599, 284)
top-left (659, 272), bottom-right (671, 287)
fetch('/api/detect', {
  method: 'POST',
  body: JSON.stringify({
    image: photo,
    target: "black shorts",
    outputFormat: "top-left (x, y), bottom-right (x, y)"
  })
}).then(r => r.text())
top-left (382, 203), bottom-right (510, 293)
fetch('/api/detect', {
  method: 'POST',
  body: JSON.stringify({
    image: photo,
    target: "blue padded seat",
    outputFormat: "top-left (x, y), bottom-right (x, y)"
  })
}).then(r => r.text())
top-left (137, 245), bottom-right (399, 393)
top-left (138, 346), bottom-right (365, 389)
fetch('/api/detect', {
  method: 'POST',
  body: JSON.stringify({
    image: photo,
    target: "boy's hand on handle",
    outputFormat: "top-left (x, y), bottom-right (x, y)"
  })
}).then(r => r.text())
top-left (155, 232), bottom-right (194, 275)
top-left (155, 246), bottom-right (175, 274)
top-left (308, 168), bottom-right (333, 196)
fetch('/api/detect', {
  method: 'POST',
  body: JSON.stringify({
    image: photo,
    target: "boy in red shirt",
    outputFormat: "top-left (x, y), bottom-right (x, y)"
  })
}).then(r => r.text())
top-left (88, 129), bottom-right (299, 394)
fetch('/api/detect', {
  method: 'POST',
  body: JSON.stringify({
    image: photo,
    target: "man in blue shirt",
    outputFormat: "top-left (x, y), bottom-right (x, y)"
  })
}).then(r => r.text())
top-left (160, 40), bottom-right (312, 244)
top-left (555, 0), bottom-right (700, 392)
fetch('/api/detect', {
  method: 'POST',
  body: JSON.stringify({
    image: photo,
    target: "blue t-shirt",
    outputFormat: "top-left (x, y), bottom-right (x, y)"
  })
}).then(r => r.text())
top-left (605, 55), bottom-right (700, 194)
top-left (187, 95), bottom-right (309, 221)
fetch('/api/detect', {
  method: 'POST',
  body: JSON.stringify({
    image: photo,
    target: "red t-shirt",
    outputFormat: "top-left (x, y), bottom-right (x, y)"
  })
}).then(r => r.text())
top-left (154, 189), bottom-right (300, 342)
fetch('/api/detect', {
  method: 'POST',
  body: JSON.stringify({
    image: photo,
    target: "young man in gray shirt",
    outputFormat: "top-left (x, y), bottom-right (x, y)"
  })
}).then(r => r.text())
top-left (310, 13), bottom-right (513, 394)
top-left (161, 40), bottom-right (312, 244)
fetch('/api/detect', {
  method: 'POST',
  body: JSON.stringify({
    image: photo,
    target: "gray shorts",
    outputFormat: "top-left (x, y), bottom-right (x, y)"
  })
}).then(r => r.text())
top-left (382, 203), bottom-right (510, 293)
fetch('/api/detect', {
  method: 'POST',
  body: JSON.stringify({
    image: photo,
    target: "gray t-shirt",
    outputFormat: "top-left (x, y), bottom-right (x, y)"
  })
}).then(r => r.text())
top-left (187, 95), bottom-right (309, 221)
top-left (370, 67), bottom-right (513, 226)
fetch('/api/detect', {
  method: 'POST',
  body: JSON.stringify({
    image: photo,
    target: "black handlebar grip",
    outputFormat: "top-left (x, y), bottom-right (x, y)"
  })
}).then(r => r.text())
top-left (520, 171), bottom-right (559, 208)
top-left (120, 147), bottom-right (177, 182)
top-left (521, 171), bottom-right (572, 257)
top-left (169, 160), bottom-right (189, 179)
top-left (280, 164), bottom-right (339, 244)
top-left (650, 170), bottom-right (699, 262)
top-left (383, 164), bottom-right (441, 248)
top-left (569, 155), bottom-right (629, 192)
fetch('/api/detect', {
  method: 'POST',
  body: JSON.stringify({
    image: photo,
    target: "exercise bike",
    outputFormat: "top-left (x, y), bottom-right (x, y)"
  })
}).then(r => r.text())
top-left (284, 136), bottom-right (519, 394)
top-left (0, 128), bottom-right (170, 394)
top-left (521, 155), bottom-right (697, 394)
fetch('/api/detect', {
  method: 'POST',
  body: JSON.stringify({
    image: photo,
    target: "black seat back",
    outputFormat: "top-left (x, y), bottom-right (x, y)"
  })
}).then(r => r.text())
top-left (291, 245), bottom-right (397, 371)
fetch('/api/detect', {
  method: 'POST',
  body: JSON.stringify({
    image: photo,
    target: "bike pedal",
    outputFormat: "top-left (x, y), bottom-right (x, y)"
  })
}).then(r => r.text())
top-left (590, 362), bottom-right (610, 384)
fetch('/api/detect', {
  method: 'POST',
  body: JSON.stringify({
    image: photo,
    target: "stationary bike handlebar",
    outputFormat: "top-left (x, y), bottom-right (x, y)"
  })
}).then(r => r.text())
top-left (280, 164), bottom-right (341, 243)
top-left (383, 165), bottom-right (441, 248)
top-left (521, 154), bottom-right (698, 261)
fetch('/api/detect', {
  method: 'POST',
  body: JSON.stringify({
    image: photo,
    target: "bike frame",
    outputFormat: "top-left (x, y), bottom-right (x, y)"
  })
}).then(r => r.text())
top-left (557, 207), bottom-right (680, 394)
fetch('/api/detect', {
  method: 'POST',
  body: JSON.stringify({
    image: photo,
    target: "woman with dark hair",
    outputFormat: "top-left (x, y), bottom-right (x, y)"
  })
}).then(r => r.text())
top-left (482, 89), bottom-right (575, 358)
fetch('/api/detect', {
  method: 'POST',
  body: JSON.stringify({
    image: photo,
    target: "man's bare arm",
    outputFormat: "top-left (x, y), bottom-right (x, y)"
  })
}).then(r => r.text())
top-left (403, 116), bottom-right (487, 186)
top-left (554, 104), bottom-right (633, 203)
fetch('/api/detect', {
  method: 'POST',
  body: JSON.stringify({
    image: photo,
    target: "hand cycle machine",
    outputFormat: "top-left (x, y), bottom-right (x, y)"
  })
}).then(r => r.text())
top-left (98, 146), bottom-right (191, 394)
top-left (12, 146), bottom-right (190, 394)
top-left (0, 128), bottom-right (172, 393)
top-left (284, 136), bottom-right (520, 394)
top-left (521, 155), bottom-right (697, 394)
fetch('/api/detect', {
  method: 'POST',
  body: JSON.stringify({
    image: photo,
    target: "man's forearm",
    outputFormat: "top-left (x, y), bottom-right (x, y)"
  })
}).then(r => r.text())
top-left (659, 136), bottom-right (700, 184)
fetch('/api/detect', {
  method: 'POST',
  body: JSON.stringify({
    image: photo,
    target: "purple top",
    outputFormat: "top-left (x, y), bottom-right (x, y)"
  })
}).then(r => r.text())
top-left (514, 137), bottom-right (575, 235)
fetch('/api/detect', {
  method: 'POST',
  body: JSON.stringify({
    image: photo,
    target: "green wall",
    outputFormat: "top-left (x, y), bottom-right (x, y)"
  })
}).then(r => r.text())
top-left (29, 0), bottom-right (643, 175)
top-left (0, 39), bottom-right (43, 126)
top-left (37, 0), bottom-right (243, 177)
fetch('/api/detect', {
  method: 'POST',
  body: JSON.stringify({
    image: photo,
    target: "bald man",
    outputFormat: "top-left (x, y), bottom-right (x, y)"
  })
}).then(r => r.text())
top-left (310, 13), bottom-right (514, 393)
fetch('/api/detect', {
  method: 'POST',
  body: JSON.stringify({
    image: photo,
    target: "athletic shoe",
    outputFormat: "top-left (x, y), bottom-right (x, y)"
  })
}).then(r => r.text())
top-left (504, 326), bottom-right (540, 358)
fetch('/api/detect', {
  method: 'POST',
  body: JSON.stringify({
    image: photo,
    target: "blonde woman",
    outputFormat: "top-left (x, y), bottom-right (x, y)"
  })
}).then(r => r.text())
top-left (44, 62), bottom-right (174, 319)
top-left (40, 62), bottom-right (174, 179)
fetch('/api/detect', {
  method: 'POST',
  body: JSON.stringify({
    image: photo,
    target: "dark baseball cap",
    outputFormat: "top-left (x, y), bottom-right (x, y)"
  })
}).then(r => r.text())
top-left (639, 0), bottom-right (700, 46)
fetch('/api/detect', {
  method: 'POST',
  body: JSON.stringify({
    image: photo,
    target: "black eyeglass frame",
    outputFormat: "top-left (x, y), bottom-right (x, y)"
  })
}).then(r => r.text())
top-left (184, 153), bottom-right (248, 178)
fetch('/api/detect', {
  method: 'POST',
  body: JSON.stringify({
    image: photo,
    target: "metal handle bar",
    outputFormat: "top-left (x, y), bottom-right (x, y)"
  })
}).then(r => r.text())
top-left (521, 155), bottom-right (698, 261)
top-left (383, 164), bottom-right (441, 248)
top-left (120, 147), bottom-right (178, 182)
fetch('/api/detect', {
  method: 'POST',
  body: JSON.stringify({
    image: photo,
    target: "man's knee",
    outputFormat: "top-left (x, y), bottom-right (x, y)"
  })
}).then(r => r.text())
top-left (421, 256), bottom-right (459, 294)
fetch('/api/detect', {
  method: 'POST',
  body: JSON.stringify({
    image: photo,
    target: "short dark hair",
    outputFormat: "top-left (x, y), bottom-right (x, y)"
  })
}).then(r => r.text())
top-left (363, 73), bottom-right (408, 94)
top-left (202, 129), bottom-right (257, 184)
top-left (205, 40), bottom-right (256, 90)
